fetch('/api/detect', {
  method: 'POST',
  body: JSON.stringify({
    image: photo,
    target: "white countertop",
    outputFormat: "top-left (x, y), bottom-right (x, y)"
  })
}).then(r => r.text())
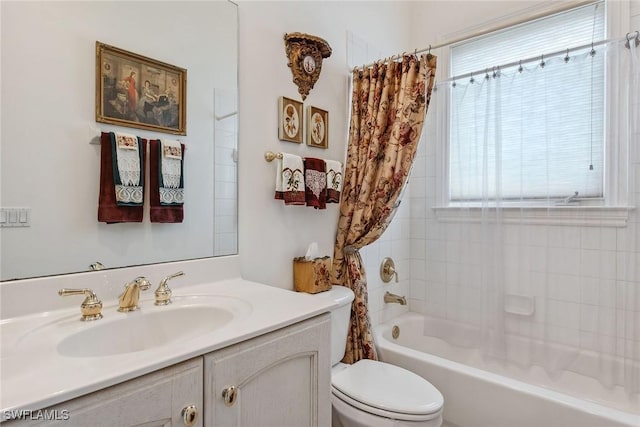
top-left (0, 278), bottom-right (336, 419)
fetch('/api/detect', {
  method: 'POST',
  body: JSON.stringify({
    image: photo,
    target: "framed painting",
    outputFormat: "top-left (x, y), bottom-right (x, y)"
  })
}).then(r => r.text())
top-left (278, 96), bottom-right (303, 143)
top-left (96, 41), bottom-right (187, 135)
top-left (307, 106), bottom-right (328, 149)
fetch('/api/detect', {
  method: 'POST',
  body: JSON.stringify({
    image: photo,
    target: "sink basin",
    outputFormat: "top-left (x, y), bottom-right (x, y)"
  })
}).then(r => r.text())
top-left (57, 305), bottom-right (234, 357)
top-left (1, 294), bottom-right (252, 361)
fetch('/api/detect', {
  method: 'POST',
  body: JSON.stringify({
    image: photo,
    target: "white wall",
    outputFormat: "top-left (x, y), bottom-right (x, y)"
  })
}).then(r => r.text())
top-left (237, 1), bottom-right (413, 289)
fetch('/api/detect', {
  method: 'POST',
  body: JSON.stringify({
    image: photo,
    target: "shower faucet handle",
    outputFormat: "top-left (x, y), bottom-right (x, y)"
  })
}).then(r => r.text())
top-left (380, 257), bottom-right (399, 283)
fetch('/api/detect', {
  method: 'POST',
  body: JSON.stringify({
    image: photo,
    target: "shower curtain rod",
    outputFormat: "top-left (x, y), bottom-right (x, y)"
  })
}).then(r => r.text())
top-left (359, 0), bottom-right (599, 70)
top-left (442, 31), bottom-right (639, 85)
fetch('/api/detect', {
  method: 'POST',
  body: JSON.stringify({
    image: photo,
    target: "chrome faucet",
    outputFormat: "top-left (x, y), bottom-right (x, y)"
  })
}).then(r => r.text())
top-left (155, 271), bottom-right (185, 306)
top-left (118, 277), bottom-right (151, 312)
top-left (384, 291), bottom-right (407, 305)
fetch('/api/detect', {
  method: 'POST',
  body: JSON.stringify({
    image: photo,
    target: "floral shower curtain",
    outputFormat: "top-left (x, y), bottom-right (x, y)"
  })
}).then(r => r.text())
top-left (331, 54), bottom-right (437, 363)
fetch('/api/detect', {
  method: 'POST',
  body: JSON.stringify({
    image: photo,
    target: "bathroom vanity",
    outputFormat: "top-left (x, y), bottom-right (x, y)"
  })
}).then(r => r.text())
top-left (0, 270), bottom-right (334, 427)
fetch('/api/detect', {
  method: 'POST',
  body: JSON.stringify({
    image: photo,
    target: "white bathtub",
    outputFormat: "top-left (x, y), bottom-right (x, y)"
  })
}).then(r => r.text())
top-left (375, 313), bottom-right (640, 427)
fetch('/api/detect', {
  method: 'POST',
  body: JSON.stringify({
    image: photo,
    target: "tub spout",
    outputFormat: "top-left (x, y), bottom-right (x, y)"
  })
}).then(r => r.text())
top-left (384, 291), bottom-right (407, 305)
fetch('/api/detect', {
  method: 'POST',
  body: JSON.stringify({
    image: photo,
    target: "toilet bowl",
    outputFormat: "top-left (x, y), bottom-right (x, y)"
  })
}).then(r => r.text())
top-left (322, 286), bottom-right (444, 427)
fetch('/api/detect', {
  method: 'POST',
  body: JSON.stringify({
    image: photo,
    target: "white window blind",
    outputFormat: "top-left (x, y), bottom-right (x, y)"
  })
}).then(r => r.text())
top-left (449, 2), bottom-right (606, 201)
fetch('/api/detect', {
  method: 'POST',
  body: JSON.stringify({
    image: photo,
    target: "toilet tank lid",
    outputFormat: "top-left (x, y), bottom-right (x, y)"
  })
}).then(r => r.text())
top-left (327, 285), bottom-right (354, 306)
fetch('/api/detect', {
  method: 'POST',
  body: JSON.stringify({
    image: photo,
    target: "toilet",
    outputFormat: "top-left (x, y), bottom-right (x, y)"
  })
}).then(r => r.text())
top-left (325, 286), bottom-right (444, 427)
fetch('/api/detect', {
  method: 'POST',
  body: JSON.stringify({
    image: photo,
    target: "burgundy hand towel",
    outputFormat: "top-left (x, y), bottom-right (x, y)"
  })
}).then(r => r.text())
top-left (149, 139), bottom-right (184, 223)
top-left (304, 157), bottom-right (327, 210)
top-left (98, 132), bottom-right (145, 223)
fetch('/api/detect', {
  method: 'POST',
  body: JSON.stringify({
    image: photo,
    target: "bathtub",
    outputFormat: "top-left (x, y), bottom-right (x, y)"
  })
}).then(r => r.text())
top-left (375, 313), bottom-right (640, 427)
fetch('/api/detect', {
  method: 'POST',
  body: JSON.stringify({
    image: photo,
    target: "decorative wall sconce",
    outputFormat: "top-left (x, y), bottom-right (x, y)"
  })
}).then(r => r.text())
top-left (284, 32), bottom-right (332, 100)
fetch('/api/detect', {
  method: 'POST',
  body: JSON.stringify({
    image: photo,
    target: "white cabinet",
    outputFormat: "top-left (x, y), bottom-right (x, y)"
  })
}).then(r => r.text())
top-left (3, 358), bottom-right (203, 427)
top-left (3, 314), bottom-right (331, 427)
top-left (204, 314), bottom-right (331, 427)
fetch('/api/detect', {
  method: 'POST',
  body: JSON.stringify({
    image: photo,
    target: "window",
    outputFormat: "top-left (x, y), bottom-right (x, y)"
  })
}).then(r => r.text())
top-left (448, 2), bottom-right (606, 202)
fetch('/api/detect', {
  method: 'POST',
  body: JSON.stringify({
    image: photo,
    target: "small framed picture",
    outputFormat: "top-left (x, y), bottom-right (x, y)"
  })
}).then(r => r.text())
top-left (307, 106), bottom-right (328, 149)
top-left (278, 96), bottom-right (303, 143)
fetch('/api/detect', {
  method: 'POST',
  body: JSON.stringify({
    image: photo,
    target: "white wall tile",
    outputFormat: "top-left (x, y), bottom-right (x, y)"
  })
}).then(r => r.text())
top-left (410, 220), bottom-right (426, 240)
top-left (581, 227), bottom-right (617, 251)
top-left (548, 226), bottom-right (581, 248)
top-left (580, 249), bottom-right (617, 280)
top-left (547, 300), bottom-right (580, 330)
top-left (548, 247), bottom-right (580, 275)
top-left (411, 259), bottom-right (426, 281)
top-left (548, 274), bottom-right (581, 303)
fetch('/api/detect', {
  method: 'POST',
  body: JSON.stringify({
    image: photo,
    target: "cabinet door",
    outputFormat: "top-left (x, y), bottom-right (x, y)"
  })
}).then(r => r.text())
top-left (204, 314), bottom-right (331, 427)
top-left (4, 358), bottom-right (203, 427)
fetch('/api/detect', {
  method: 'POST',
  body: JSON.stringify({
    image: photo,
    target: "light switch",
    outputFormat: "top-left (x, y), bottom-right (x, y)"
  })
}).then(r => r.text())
top-left (0, 208), bottom-right (31, 227)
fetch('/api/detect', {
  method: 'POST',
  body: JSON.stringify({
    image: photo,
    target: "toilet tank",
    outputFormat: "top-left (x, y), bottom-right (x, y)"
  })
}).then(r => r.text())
top-left (323, 285), bottom-right (355, 366)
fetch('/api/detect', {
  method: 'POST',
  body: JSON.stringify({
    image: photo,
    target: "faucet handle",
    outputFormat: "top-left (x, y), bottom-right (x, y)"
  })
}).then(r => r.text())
top-left (380, 257), bottom-right (399, 283)
top-left (155, 271), bottom-right (185, 306)
top-left (131, 276), bottom-right (152, 290)
top-left (59, 288), bottom-right (103, 321)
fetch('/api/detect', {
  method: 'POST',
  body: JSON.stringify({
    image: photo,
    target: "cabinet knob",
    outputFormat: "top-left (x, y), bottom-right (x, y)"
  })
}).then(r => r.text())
top-left (222, 385), bottom-right (238, 406)
top-left (181, 404), bottom-right (198, 426)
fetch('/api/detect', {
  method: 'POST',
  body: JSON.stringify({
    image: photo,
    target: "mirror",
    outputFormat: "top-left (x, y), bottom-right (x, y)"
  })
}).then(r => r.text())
top-left (0, 1), bottom-right (238, 281)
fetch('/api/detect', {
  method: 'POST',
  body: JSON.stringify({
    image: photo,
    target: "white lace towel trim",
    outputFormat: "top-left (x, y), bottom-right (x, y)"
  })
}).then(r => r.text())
top-left (115, 185), bottom-right (143, 204)
top-left (305, 169), bottom-right (326, 199)
top-left (160, 187), bottom-right (184, 204)
top-left (114, 132), bottom-right (140, 187)
top-left (161, 140), bottom-right (182, 189)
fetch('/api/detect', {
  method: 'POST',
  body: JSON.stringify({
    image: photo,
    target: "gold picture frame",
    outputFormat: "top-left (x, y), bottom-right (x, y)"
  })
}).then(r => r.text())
top-left (306, 106), bottom-right (328, 149)
top-left (96, 41), bottom-right (187, 135)
top-left (278, 96), bottom-right (303, 143)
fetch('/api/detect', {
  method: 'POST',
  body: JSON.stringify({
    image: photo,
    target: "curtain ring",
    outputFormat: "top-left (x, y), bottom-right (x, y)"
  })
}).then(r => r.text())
top-left (625, 31), bottom-right (639, 48)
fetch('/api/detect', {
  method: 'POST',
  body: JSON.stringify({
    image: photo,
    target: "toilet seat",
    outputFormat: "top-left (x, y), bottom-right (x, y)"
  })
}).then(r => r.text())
top-left (331, 359), bottom-right (443, 422)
